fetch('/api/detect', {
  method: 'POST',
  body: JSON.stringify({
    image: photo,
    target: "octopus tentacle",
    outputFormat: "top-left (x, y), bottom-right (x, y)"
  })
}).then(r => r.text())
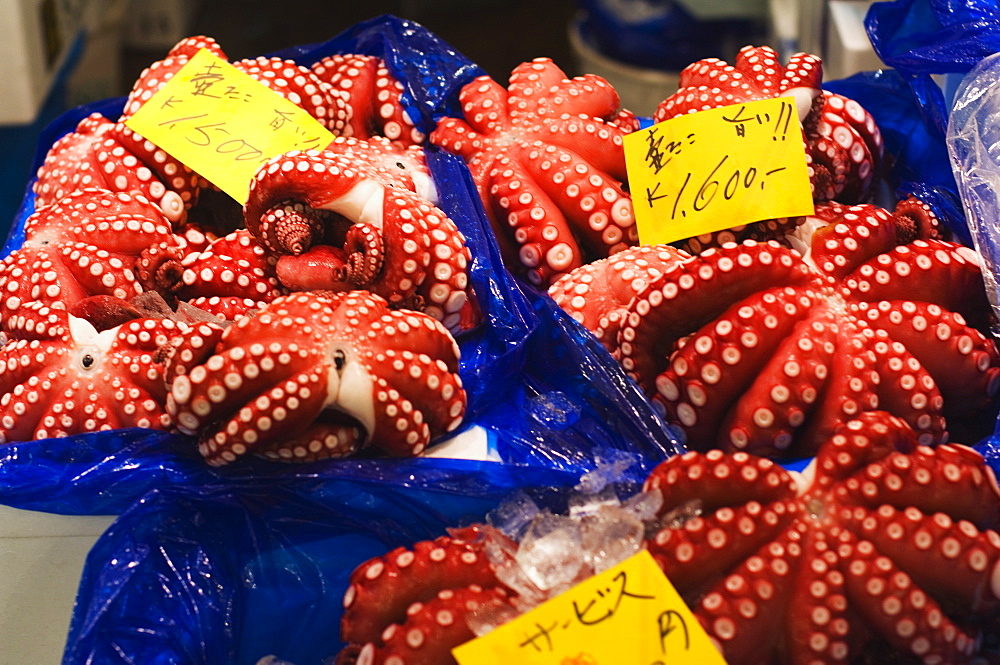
top-left (310, 53), bottom-right (422, 144)
top-left (853, 300), bottom-right (1000, 430)
top-left (698, 526), bottom-right (808, 663)
top-left (547, 244), bottom-right (691, 351)
top-left (647, 498), bottom-right (800, 598)
top-left (519, 141), bottom-right (636, 258)
top-left (644, 449), bottom-right (797, 512)
top-left (844, 504), bottom-right (1000, 616)
top-left (654, 287), bottom-right (822, 451)
top-left (860, 326), bottom-right (947, 447)
top-left (487, 152), bottom-right (580, 284)
top-left (721, 309), bottom-right (848, 456)
top-left (843, 240), bottom-right (990, 323)
top-left (618, 241), bottom-right (820, 395)
top-left (353, 586), bottom-right (514, 665)
top-left (341, 536), bottom-right (500, 645)
top-left (842, 539), bottom-right (981, 663)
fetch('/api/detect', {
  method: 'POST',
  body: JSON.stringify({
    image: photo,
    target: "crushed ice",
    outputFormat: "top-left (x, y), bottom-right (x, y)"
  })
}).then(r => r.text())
top-left (466, 450), bottom-right (671, 637)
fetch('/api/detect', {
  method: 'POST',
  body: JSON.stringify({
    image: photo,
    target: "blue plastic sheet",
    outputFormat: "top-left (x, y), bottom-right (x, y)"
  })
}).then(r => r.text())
top-left (0, 15), bottom-right (678, 516)
top-left (866, 0), bottom-right (1000, 74)
top-left (62, 460), bottom-right (587, 665)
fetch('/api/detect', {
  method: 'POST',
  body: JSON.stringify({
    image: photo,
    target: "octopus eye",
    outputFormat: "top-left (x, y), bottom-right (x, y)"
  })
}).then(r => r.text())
top-left (395, 162), bottom-right (406, 170)
top-left (81, 354), bottom-right (95, 369)
top-left (333, 349), bottom-right (346, 373)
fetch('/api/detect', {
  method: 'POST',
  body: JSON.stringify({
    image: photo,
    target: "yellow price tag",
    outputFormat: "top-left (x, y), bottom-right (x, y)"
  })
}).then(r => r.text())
top-left (623, 97), bottom-right (814, 246)
top-left (452, 550), bottom-right (727, 665)
top-left (124, 48), bottom-right (335, 204)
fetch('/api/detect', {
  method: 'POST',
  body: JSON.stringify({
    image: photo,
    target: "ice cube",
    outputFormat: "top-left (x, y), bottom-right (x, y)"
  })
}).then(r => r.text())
top-left (527, 391), bottom-right (581, 430)
top-left (516, 512), bottom-right (585, 592)
top-left (568, 485), bottom-right (620, 518)
top-left (466, 597), bottom-right (522, 637)
top-left (255, 656), bottom-right (297, 665)
top-left (623, 488), bottom-right (664, 523)
top-left (487, 490), bottom-right (541, 539)
top-left (576, 449), bottom-right (639, 493)
top-left (581, 506), bottom-right (646, 573)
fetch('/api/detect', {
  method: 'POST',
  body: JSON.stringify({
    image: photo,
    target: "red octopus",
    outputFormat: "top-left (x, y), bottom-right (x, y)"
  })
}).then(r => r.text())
top-left (0, 301), bottom-right (188, 440)
top-left (242, 138), bottom-right (473, 333)
top-left (333, 413), bottom-right (1000, 665)
top-left (164, 290), bottom-right (467, 465)
top-left (553, 200), bottom-right (1000, 457)
top-left (644, 412), bottom-right (1000, 664)
top-left (653, 45), bottom-right (884, 253)
top-left (0, 189), bottom-right (186, 325)
top-left (310, 54), bottom-right (425, 146)
top-left (430, 58), bottom-right (639, 287)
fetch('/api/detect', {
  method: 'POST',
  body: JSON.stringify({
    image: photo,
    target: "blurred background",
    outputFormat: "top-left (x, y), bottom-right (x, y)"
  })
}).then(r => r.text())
top-left (0, 0), bottom-right (882, 231)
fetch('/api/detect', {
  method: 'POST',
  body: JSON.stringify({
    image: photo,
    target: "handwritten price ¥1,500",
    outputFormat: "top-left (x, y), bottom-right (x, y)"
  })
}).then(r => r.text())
top-left (155, 114), bottom-right (266, 163)
top-left (124, 48), bottom-right (334, 203)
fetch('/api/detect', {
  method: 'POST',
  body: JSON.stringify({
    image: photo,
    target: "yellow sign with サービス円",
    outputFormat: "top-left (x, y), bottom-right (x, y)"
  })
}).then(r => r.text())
top-left (623, 96), bottom-right (814, 246)
top-left (451, 550), bottom-right (728, 665)
top-left (124, 48), bottom-right (335, 204)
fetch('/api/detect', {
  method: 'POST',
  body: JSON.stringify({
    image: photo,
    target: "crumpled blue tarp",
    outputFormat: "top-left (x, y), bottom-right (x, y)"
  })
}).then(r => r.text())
top-left (0, 15), bottom-right (678, 517)
top-left (62, 459), bottom-right (589, 665)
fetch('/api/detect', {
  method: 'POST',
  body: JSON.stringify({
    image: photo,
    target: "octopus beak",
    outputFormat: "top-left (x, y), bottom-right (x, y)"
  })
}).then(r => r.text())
top-left (319, 178), bottom-right (386, 231)
top-left (324, 347), bottom-right (376, 446)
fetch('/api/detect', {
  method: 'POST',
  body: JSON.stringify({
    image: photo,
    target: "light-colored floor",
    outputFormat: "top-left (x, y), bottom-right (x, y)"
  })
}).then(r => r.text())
top-left (0, 506), bottom-right (114, 665)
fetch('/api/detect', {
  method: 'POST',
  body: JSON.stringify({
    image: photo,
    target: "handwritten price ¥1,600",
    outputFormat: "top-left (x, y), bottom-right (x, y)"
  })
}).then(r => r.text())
top-left (665, 155), bottom-right (787, 221)
top-left (622, 96), bottom-right (814, 246)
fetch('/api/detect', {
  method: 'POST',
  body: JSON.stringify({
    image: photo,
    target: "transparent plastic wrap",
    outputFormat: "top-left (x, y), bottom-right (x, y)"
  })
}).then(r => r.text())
top-left (947, 53), bottom-right (1000, 332)
top-left (947, 52), bottom-right (1000, 466)
top-left (0, 15), bottom-right (679, 516)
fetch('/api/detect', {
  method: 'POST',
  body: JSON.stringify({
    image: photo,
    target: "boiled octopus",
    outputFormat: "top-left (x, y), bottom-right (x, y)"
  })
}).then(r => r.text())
top-left (332, 413), bottom-right (1000, 664)
top-left (242, 137), bottom-right (473, 333)
top-left (0, 301), bottom-right (188, 440)
top-left (310, 54), bottom-right (424, 146)
top-left (553, 199), bottom-right (1000, 458)
top-left (0, 188), bottom-right (186, 325)
top-left (430, 58), bottom-right (639, 287)
top-left (164, 290), bottom-right (467, 465)
top-left (32, 35), bottom-right (420, 225)
top-left (654, 45), bottom-right (884, 254)
top-left (644, 411), bottom-right (1000, 664)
